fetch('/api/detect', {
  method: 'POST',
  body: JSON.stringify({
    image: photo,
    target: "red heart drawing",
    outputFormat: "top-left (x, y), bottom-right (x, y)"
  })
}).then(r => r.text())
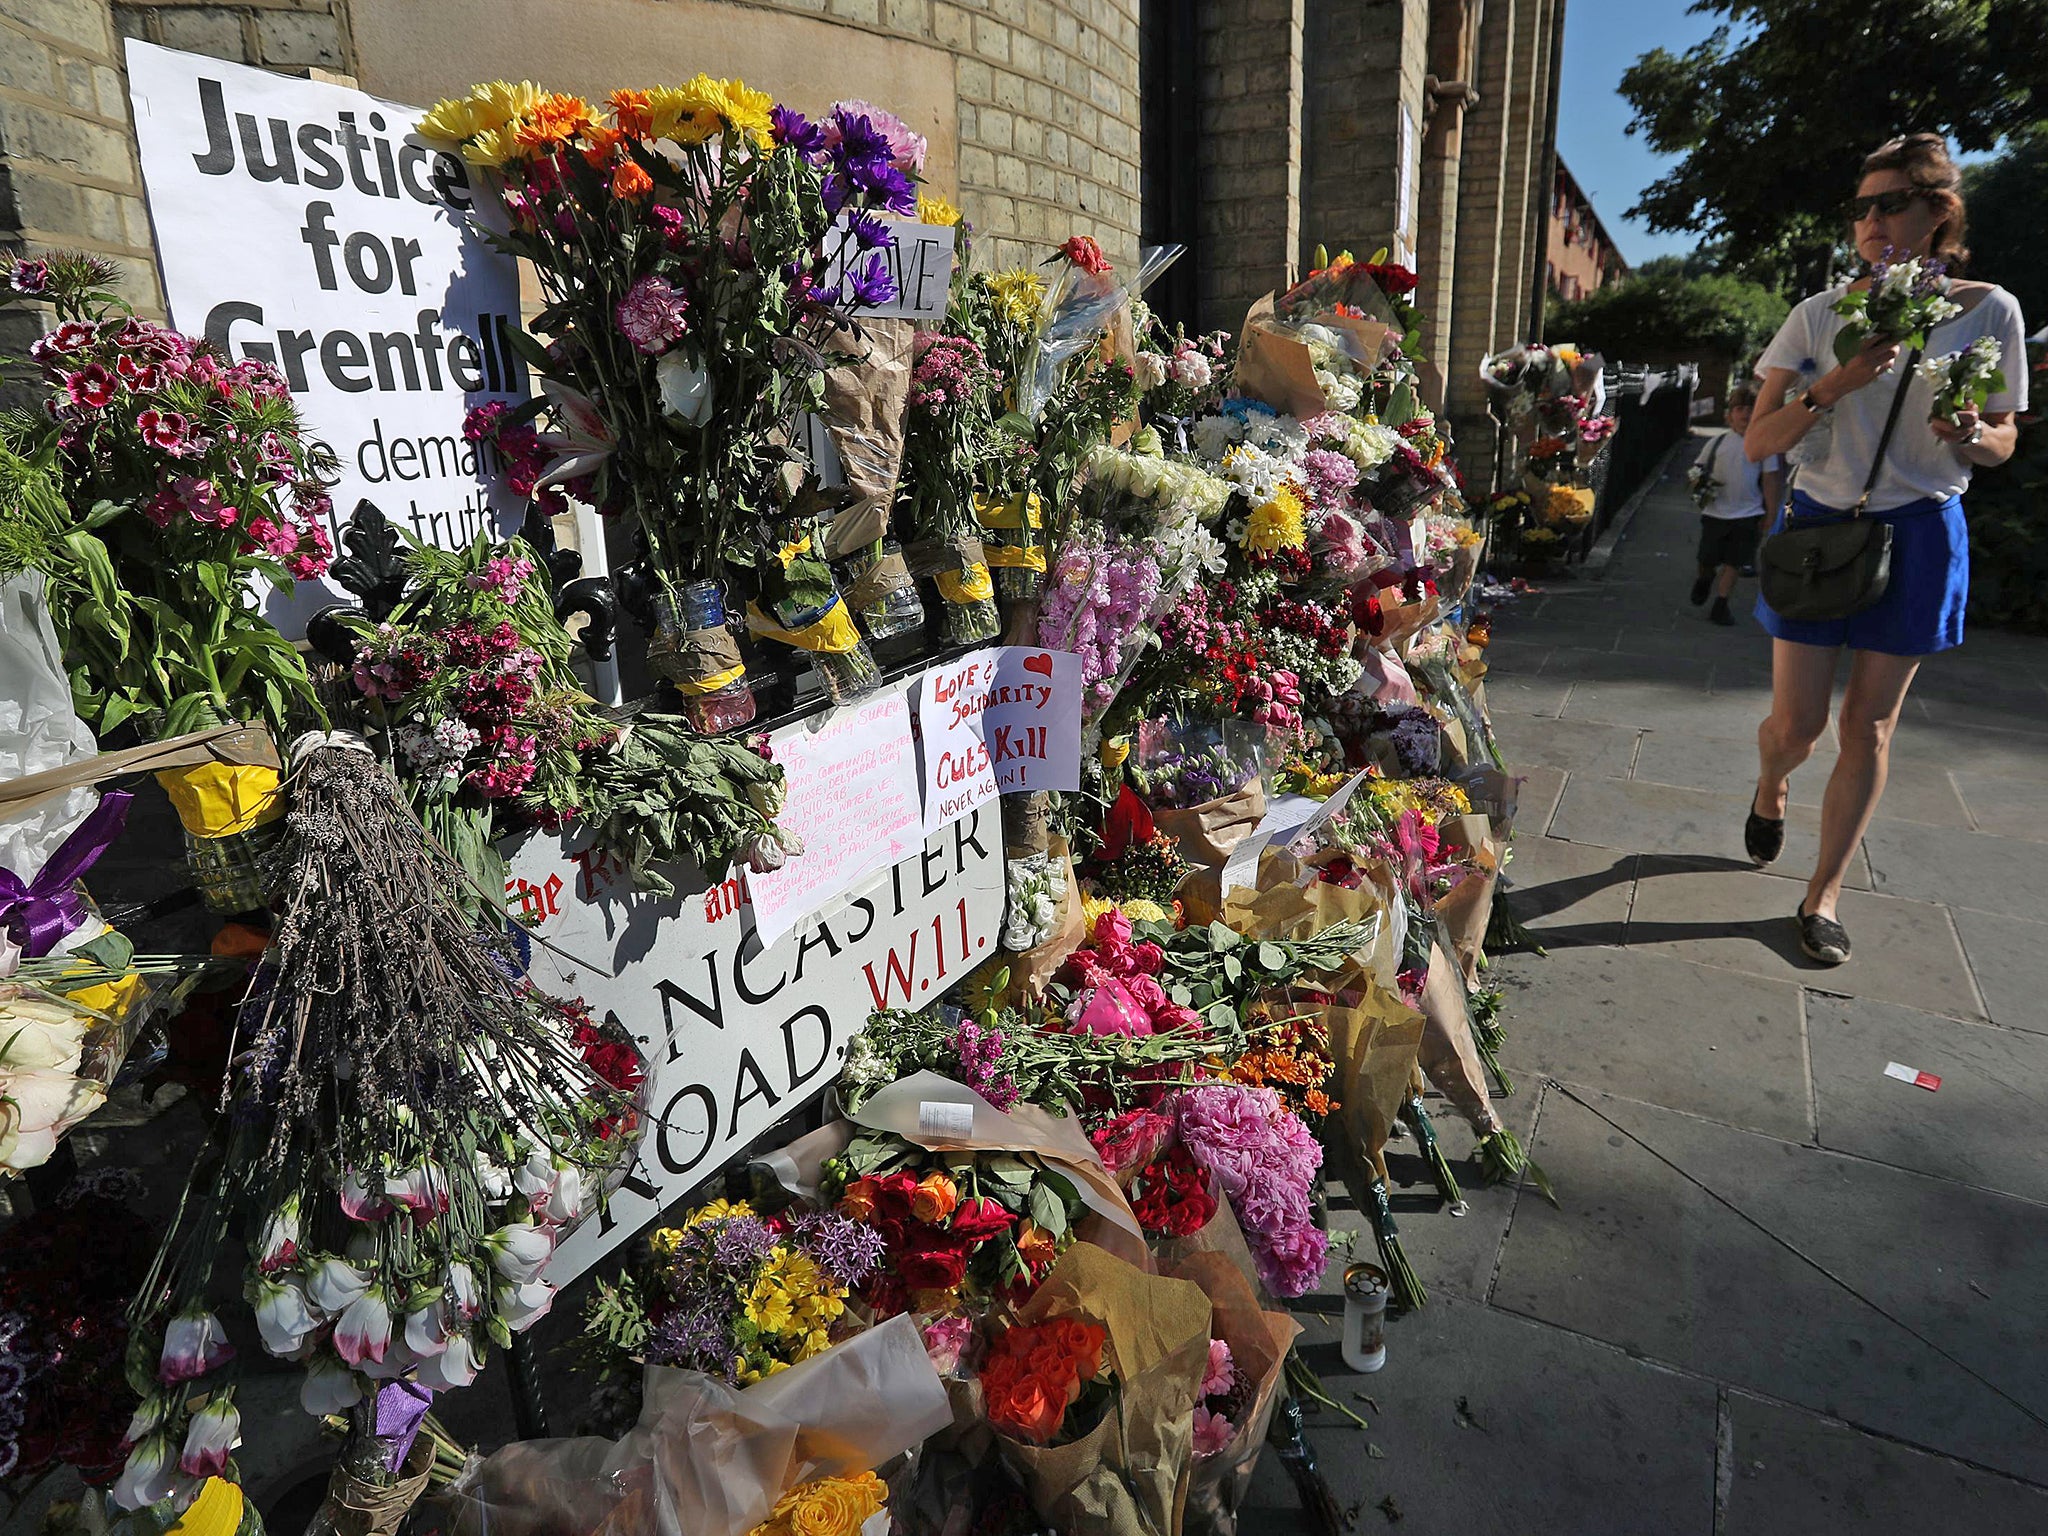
top-left (1022, 652), bottom-right (1054, 679)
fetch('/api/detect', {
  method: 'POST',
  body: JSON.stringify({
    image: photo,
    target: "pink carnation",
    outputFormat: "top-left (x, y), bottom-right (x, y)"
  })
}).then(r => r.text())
top-left (616, 273), bottom-right (689, 355)
top-left (826, 99), bottom-right (927, 171)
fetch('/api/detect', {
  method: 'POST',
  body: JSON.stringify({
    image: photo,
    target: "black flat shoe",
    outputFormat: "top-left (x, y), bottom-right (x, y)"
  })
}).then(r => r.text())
top-left (1690, 573), bottom-right (1713, 606)
top-left (1744, 790), bottom-right (1785, 866)
top-left (1796, 905), bottom-right (1850, 965)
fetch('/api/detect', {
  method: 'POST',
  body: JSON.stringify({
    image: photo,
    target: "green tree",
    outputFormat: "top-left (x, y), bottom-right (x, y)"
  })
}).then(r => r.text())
top-left (1545, 266), bottom-right (1790, 363)
top-left (1962, 128), bottom-right (2048, 323)
top-left (1619, 0), bottom-right (2048, 290)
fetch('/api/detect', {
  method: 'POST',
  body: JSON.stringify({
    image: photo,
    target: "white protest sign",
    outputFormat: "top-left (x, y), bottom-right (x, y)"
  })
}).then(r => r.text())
top-left (505, 811), bottom-right (1004, 1286)
top-left (913, 646), bottom-right (1083, 831)
top-left (743, 691), bottom-right (925, 949)
top-left (124, 41), bottom-right (525, 633)
top-left (831, 219), bottom-right (956, 321)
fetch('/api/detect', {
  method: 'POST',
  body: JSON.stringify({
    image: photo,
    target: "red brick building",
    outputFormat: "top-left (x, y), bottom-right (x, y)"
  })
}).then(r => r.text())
top-left (1546, 156), bottom-right (1626, 302)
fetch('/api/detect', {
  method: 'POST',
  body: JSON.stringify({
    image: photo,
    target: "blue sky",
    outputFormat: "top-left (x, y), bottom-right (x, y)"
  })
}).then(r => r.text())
top-left (1556, 0), bottom-right (1723, 267)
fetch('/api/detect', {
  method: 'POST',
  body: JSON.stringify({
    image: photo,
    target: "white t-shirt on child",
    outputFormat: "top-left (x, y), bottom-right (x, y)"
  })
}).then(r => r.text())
top-left (1755, 284), bottom-right (2030, 512)
top-left (1700, 430), bottom-right (1775, 519)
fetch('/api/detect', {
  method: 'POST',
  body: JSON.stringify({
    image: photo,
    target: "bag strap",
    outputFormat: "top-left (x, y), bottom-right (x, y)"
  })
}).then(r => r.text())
top-left (1850, 347), bottom-right (1923, 517)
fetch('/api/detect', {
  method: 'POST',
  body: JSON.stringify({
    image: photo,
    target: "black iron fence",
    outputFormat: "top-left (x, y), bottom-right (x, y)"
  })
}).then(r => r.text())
top-left (1596, 363), bottom-right (1697, 531)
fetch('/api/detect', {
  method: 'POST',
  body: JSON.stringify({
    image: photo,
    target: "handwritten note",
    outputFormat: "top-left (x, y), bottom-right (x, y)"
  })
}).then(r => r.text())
top-left (745, 691), bottom-right (924, 947)
top-left (915, 647), bottom-right (1083, 831)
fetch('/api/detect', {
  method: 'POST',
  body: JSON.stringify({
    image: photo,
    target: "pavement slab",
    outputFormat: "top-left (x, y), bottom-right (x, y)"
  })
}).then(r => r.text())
top-left (1487, 713), bottom-right (1642, 777)
top-left (1630, 729), bottom-right (1972, 829)
top-left (1862, 815), bottom-right (2048, 914)
top-left (1482, 670), bottom-right (1573, 718)
top-left (1492, 1090), bottom-right (2048, 1483)
top-left (1626, 857), bottom-right (1977, 1020)
top-left (1947, 906), bottom-right (2048, 1034)
top-left (1949, 771), bottom-right (2048, 843)
top-left (1494, 833), bottom-right (1635, 945)
top-left (1511, 763), bottom-right (1567, 835)
top-left (1722, 1394), bottom-right (2048, 1534)
top-left (1561, 679), bottom-right (1782, 743)
top-left (1487, 946), bottom-right (1811, 1141)
top-left (1805, 992), bottom-right (2048, 1204)
top-left (1549, 775), bottom-right (1872, 888)
top-left (1238, 1295), bottom-right (1719, 1536)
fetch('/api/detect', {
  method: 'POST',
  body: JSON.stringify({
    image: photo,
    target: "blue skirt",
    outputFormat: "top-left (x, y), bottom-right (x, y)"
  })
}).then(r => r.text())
top-left (1754, 490), bottom-right (1968, 656)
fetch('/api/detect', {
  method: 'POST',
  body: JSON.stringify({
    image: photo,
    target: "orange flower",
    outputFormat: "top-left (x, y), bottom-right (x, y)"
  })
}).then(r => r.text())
top-left (1056, 1318), bottom-right (1106, 1381)
top-left (1305, 1089), bottom-right (1334, 1116)
top-left (839, 1178), bottom-right (880, 1222)
top-left (613, 159), bottom-right (653, 200)
top-left (581, 125), bottom-right (623, 167)
top-left (1013, 1219), bottom-right (1059, 1271)
top-left (910, 1171), bottom-right (958, 1225)
top-left (609, 88), bottom-right (653, 138)
top-left (518, 92), bottom-right (598, 150)
top-left (992, 1374), bottom-right (1064, 1443)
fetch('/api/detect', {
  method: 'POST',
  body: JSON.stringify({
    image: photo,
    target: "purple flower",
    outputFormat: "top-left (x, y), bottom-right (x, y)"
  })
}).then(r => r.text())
top-left (826, 100), bottom-right (928, 173)
top-left (826, 109), bottom-right (896, 175)
top-left (848, 211), bottom-right (892, 251)
top-left (9, 259), bottom-right (48, 297)
top-left (649, 1298), bottom-right (740, 1377)
top-left (1175, 1084), bottom-right (1327, 1298)
top-left (616, 273), bottom-right (689, 355)
top-left (771, 105), bottom-right (826, 159)
top-left (794, 1212), bottom-right (887, 1289)
top-left (846, 252), bottom-right (897, 309)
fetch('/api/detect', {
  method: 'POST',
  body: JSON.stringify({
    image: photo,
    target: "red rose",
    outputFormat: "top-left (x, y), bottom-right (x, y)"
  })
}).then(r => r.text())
top-left (896, 1242), bottom-right (969, 1292)
top-left (948, 1196), bottom-right (1017, 1244)
top-left (1365, 261), bottom-right (1418, 296)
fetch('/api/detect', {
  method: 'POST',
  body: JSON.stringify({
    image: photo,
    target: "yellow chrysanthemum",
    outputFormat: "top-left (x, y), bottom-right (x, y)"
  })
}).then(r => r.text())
top-left (649, 1227), bottom-right (686, 1256)
top-left (646, 83), bottom-right (722, 146)
top-left (1243, 484), bottom-right (1307, 553)
top-left (464, 123), bottom-right (525, 168)
top-left (918, 193), bottom-right (962, 227)
top-left (684, 1197), bottom-right (753, 1227)
top-left (1081, 895), bottom-right (1172, 928)
top-left (986, 268), bottom-right (1047, 328)
top-left (418, 95), bottom-right (484, 146)
top-left (1439, 783), bottom-right (1472, 814)
top-left (712, 77), bottom-right (777, 146)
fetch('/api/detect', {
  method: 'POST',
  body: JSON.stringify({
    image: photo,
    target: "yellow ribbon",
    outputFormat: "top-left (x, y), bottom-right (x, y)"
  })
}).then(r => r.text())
top-left (171, 1479), bottom-right (245, 1536)
top-left (1098, 736), bottom-right (1131, 770)
top-left (936, 563), bottom-right (995, 604)
top-left (155, 763), bottom-right (285, 838)
top-left (674, 662), bottom-right (748, 697)
top-left (746, 599), bottom-right (861, 655)
top-left (974, 491), bottom-right (1044, 531)
top-left (985, 545), bottom-right (1048, 572)
top-left (775, 533), bottom-right (815, 567)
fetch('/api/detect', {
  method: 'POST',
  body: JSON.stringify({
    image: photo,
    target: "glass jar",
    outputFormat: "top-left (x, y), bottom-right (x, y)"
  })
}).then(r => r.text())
top-left (813, 635), bottom-right (882, 703)
top-left (848, 540), bottom-right (925, 640)
top-left (184, 819), bottom-right (284, 914)
top-left (650, 581), bottom-right (756, 733)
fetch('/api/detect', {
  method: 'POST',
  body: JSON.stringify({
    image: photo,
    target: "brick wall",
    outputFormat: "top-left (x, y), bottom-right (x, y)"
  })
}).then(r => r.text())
top-left (1299, 0), bottom-right (1428, 272)
top-left (0, 0), bottom-right (165, 347)
top-left (1195, 0), bottom-right (1304, 332)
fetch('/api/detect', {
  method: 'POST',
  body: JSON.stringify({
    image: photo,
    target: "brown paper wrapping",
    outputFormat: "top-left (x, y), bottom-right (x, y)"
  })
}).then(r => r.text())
top-left (997, 1243), bottom-right (1213, 1536)
top-left (758, 1070), bottom-right (1147, 1269)
top-left (1156, 783), bottom-right (1265, 927)
top-left (1433, 812), bottom-right (1501, 983)
top-left (1377, 591), bottom-right (1443, 654)
top-left (1002, 793), bottom-right (1052, 858)
top-left (1220, 855), bottom-right (1401, 990)
top-left (673, 624), bottom-right (744, 686)
top-left (312, 1438), bottom-right (435, 1536)
top-left (1231, 294), bottom-right (1392, 420)
top-left (1171, 1251), bottom-right (1302, 1536)
top-left (1006, 845), bottom-right (1086, 1000)
top-left (0, 722), bottom-right (279, 810)
top-left (1318, 977), bottom-right (1426, 1167)
top-left (1416, 940), bottom-right (1499, 1136)
top-left (843, 549), bottom-right (914, 613)
top-left (820, 318), bottom-right (914, 557)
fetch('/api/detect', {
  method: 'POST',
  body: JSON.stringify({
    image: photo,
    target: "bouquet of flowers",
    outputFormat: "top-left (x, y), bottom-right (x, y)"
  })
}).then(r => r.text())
top-left (980, 1314), bottom-right (1111, 1443)
top-left (1917, 335), bottom-right (2005, 424)
top-left (1130, 305), bottom-right (1232, 424)
top-left (900, 329), bottom-right (1003, 642)
top-left (1171, 1083), bottom-right (1327, 1297)
top-left (0, 961), bottom-right (139, 1176)
top-left (1831, 250), bottom-right (1963, 361)
top-left (583, 1199), bottom-right (883, 1388)
top-left (1685, 457), bottom-right (1722, 511)
top-left (348, 533), bottom-right (793, 893)
top-left (0, 253), bottom-right (336, 743)
top-left (419, 82), bottom-right (918, 699)
top-left (114, 743), bottom-right (644, 1518)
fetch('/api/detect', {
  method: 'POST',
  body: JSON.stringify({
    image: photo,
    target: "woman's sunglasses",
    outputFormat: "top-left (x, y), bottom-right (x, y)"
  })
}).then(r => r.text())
top-left (1848, 189), bottom-right (1925, 222)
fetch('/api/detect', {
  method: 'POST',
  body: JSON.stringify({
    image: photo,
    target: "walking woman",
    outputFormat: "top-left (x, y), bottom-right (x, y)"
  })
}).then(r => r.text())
top-left (1744, 133), bottom-right (2028, 964)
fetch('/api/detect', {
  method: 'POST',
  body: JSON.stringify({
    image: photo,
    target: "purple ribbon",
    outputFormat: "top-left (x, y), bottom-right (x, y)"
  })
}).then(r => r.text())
top-left (374, 1379), bottom-right (435, 1474)
top-left (0, 790), bottom-right (132, 958)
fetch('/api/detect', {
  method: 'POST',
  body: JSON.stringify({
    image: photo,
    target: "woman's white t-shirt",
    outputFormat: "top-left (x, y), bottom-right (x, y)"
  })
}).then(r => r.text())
top-left (1755, 283), bottom-right (2030, 512)
top-left (1700, 430), bottom-right (1774, 519)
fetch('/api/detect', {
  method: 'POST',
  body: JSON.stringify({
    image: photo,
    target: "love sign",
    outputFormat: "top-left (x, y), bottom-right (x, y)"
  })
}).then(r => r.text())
top-left (914, 646), bottom-right (1083, 831)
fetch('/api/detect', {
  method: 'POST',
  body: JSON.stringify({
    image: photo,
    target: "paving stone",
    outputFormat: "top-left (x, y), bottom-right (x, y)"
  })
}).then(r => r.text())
top-left (1492, 1090), bottom-right (2048, 1482)
top-left (1488, 714), bottom-right (1641, 777)
top-left (1509, 764), bottom-right (1567, 834)
top-left (1541, 648), bottom-right (1714, 686)
top-left (1488, 945), bottom-right (1810, 1140)
top-left (1549, 775), bottom-right (1869, 888)
top-left (1482, 670), bottom-right (1573, 718)
top-left (1235, 1295), bottom-right (1718, 1536)
top-left (1723, 1393), bottom-right (2048, 1534)
top-left (1889, 715), bottom-right (2048, 785)
top-left (1951, 772), bottom-right (2048, 842)
top-left (1807, 992), bottom-right (2048, 1203)
top-left (1562, 679), bottom-right (1772, 742)
top-left (1630, 729), bottom-right (1971, 828)
top-left (1627, 858), bottom-right (1977, 1019)
top-left (1948, 906), bottom-right (2048, 1034)
top-left (1369, 1080), bottom-right (1541, 1304)
top-left (1494, 834), bottom-right (1635, 945)
top-left (1908, 688), bottom-right (2048, 737)
top-left (1863, 816), bottom-right (2048, 914)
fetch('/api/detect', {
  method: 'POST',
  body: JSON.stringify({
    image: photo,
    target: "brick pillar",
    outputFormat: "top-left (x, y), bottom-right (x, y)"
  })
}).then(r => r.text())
top-left (1494, 0), bottom-right (1549, 361)
top-left (1298, 0), bottom-right (1428, 273)
top-left (1196, 0), bottom-right (1305, 332)
top-left (1413, 0), bottom-right (1480, 386)
top-left (1443, 0), bottom-right (1516, 474)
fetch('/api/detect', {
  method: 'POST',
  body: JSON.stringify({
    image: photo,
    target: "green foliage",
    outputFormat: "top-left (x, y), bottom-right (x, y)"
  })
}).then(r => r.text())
top-left (1545, 267), bottom-right (1789, 362)
top-left (1964, 345), bottom-right (2048, 633)
top-left (1962, 128), bottom-right (2048, 324)
top-left (1619, 0), bottom-right (2048, 285)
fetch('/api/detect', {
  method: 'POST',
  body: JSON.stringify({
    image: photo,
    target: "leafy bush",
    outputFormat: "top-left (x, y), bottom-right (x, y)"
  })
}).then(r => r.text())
top-left (1547, 261), bottom-right (1790, 363)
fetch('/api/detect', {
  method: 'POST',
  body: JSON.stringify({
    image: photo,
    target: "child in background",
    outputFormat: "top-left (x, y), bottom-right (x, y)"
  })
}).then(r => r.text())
top-left (1691, 385), bottom-right (1784, 626)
